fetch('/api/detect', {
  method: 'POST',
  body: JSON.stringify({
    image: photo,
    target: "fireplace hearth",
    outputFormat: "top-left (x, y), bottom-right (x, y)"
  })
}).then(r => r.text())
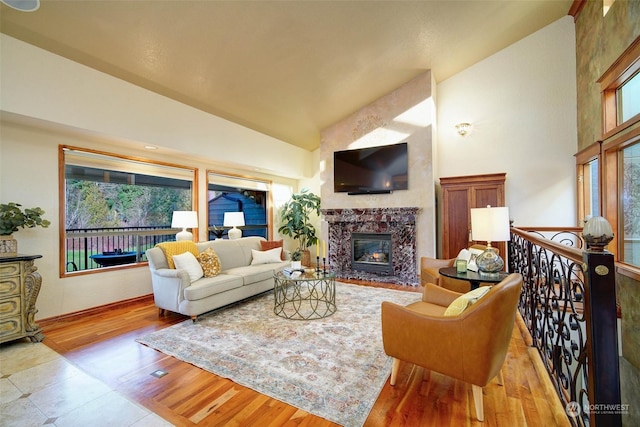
top-left (322, 207), bottom-right (419, 285)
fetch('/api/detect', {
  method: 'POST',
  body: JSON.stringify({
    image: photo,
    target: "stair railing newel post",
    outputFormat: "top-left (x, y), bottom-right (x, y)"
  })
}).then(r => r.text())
top-left (581, 216), bottom-right (621, 427)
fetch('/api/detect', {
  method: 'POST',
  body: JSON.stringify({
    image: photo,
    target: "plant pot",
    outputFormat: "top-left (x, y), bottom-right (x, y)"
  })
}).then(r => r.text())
top-left (301, 249), bottom-right (311, 267)
top-left (0, 235), bottom-right (18, 257)
top-left (291, 261), bottom-right (302, 269)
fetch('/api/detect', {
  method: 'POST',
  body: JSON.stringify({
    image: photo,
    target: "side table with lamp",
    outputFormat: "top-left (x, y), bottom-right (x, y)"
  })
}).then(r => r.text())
top-left (470, 205), bottom-right (511, 278)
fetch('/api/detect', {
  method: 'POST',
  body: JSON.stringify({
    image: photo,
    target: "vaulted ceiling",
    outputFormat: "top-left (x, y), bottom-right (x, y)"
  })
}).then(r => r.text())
top-left (0, 0), bottom-right (572, 151)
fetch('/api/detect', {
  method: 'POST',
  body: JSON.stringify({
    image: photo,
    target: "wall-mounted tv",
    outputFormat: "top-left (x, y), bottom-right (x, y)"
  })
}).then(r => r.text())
top-left (333, 142), bottom-right (408, 195)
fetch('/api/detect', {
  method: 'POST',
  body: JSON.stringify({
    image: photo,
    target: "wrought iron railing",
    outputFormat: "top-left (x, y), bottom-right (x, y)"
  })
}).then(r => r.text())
top-left (515, 226), bottom-right (585, 249)
top-left (65, 226), bottom-right (176, 272)
top-left (508, 227), bottom-right (621, 427)
top-left (66, 225), bottom-right (269, 272)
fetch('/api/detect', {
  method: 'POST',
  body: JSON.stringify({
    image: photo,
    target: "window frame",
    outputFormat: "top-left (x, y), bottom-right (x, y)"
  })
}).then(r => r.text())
top-left (206, 169), bottom-right (274, 240)
top-left (575, 141), bottom-right (602, 226)
top-left (59, 145), bottom-right (198, 277)
top-left (598, 36), bottom-right (640, 280)
top-left (599, 37), bottom-right (640, 138)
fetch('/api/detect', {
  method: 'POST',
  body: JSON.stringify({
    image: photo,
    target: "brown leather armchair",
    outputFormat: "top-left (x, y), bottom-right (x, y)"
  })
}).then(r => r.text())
top-left (420, 244), bottom-right (496, 293)
top-left (381, 273), bottom-right (523, 421)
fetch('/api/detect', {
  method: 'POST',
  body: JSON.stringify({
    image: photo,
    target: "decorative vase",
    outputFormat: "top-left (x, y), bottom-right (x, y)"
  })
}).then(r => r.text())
top-left (475, 246), bottom-right (504, 277)
top-left (0, 235), bottom-right (18, 257)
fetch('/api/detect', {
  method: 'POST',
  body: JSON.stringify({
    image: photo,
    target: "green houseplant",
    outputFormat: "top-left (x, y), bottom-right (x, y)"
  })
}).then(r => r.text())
top-left (278, 189), bottom-right (321, 266)
top-left (290, 249), bottom-right (303, 269)
top-left (0, 202), bottom-right (51, 257)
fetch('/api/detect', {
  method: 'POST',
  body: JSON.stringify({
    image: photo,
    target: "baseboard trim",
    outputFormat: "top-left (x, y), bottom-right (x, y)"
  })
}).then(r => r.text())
top-left (38, 294), bottom-right (155, 327)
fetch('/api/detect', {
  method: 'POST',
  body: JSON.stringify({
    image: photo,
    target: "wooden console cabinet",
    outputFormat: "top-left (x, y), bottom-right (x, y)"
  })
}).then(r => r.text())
top-left (0, 255), bottom-right (44, 344)
top-left (440, 173), bottom-right (506, 259)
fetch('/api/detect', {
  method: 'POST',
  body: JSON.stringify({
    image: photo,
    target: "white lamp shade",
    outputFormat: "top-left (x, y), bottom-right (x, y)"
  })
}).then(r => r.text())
top-left (224, 212), bottom-right (245, 240)
top-left (223, 212), bottom-right (245, 227)
top-left (470, 206), bottom-right (510, 243)
top-left (171, 211), bottom-right (198, 228)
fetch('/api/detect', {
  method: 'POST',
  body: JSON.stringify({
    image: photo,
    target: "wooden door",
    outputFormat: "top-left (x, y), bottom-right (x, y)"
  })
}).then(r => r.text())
top-left (442, 186), bottom-right (471, 260)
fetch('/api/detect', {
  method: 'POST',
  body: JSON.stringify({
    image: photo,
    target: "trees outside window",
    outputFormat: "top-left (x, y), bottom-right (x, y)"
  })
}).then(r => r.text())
top-left (61, 146), bottom-right (195, 274)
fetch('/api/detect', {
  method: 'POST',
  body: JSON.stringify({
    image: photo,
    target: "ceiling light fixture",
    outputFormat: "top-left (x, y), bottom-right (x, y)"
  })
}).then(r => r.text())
top-left (455, 122), bottom-right (471, 136)
top-left (0, 0), bottom-right (40, 12)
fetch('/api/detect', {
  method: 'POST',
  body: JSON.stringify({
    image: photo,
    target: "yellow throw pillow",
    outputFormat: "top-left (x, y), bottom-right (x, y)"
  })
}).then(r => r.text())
top-left (444, 286), bottom-right (491, 316)
top-left (156, 241), bottom-right (199, 269)
top-left (198, 247), bottom-right (221, 277)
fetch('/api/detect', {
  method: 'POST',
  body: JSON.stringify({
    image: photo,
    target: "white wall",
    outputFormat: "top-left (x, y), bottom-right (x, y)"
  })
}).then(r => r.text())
top-left (436, 16), bottom-right (578, 227)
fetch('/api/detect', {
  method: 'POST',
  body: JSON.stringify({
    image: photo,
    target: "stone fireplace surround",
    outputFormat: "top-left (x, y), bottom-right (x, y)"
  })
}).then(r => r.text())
top-left (321, 207), bottom-right (419, 286)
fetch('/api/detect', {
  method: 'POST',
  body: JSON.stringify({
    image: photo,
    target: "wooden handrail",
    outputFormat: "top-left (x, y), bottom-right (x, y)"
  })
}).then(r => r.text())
top-left (510, 227), bottom-right (582, 263)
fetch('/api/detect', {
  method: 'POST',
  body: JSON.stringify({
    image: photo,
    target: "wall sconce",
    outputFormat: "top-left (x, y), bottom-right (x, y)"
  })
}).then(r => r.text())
top-left (224, 212), bottom-right (245, 240)
top-left (455, 122), bottom-right (471, 136)
top-left (171, 211), bottom-right (198, 241)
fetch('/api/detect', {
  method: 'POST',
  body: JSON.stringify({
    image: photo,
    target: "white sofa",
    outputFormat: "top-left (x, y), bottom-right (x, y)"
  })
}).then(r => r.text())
top-left (146, 236), bottom-right (289, 321)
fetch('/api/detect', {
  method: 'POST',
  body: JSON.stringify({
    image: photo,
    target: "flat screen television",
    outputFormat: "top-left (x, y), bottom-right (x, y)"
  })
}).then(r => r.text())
top-left (333, 142), bottom-right (408, 195)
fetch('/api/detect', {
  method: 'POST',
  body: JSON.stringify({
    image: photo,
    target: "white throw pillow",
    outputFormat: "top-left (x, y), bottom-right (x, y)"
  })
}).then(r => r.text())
top-left (251, 247), bottom-right (283, 265)
top-left (172, 251), bottom-right (204, 283)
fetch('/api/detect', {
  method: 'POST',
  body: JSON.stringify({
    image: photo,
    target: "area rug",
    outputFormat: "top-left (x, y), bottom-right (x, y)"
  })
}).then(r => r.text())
top-left (136, 281), bottom-right (420, 427)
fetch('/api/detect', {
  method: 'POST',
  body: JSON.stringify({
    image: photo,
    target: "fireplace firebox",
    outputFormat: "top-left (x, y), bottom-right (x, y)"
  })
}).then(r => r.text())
top-left (351, 233), bottom-right (393, 274)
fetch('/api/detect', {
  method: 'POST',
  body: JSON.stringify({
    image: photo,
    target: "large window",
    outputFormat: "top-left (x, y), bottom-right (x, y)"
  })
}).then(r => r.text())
top-left (60, 146), bottom-right (196, 275)
top-left (598, 36), bottom-right (640, 274)
top-left (207, 172), bottom-right (271, 240)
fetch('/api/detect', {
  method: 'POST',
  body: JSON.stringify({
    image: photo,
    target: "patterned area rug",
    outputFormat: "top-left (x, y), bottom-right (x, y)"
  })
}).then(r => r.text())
top-left (136, 281), bottom-right (419, 427)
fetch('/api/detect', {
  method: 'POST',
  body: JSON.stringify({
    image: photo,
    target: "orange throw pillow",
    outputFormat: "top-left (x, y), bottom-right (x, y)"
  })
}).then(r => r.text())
top-left (260, 239), bottom-right (285, 260)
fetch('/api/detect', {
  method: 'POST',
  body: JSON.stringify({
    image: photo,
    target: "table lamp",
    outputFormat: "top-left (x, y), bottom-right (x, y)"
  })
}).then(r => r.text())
top-left (470, 205), bottom-right (510, 277)
top-left (171, 211), bottom-right (198, 241)
top-left (224, 212), bottom-right (245, 240)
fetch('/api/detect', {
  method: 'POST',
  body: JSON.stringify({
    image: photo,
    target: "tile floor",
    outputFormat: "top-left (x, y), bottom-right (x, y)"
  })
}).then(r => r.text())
top-left (0, 340), bottom-right (173, 427)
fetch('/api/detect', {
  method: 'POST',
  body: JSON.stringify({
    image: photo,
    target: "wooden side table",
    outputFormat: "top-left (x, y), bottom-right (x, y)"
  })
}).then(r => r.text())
top-left (0, 254), bottom-right (44, 344)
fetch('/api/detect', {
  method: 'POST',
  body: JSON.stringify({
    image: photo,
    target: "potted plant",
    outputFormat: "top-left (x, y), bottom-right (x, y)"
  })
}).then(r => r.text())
top-left (278, 189), bottom-right (321, 267)
top-left (290, 249), bottom-right (303, 269)
top-left (0, 202), bottom-right (51, 257)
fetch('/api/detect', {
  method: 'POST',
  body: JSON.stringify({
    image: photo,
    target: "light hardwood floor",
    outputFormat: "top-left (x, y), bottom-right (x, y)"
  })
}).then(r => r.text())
top-left (37, 281), bottom-right (571, 427)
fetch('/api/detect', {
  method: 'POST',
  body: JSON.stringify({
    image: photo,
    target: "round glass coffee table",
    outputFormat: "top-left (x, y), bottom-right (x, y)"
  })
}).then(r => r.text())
top-left (273, 271), bottom-right (336, 320)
